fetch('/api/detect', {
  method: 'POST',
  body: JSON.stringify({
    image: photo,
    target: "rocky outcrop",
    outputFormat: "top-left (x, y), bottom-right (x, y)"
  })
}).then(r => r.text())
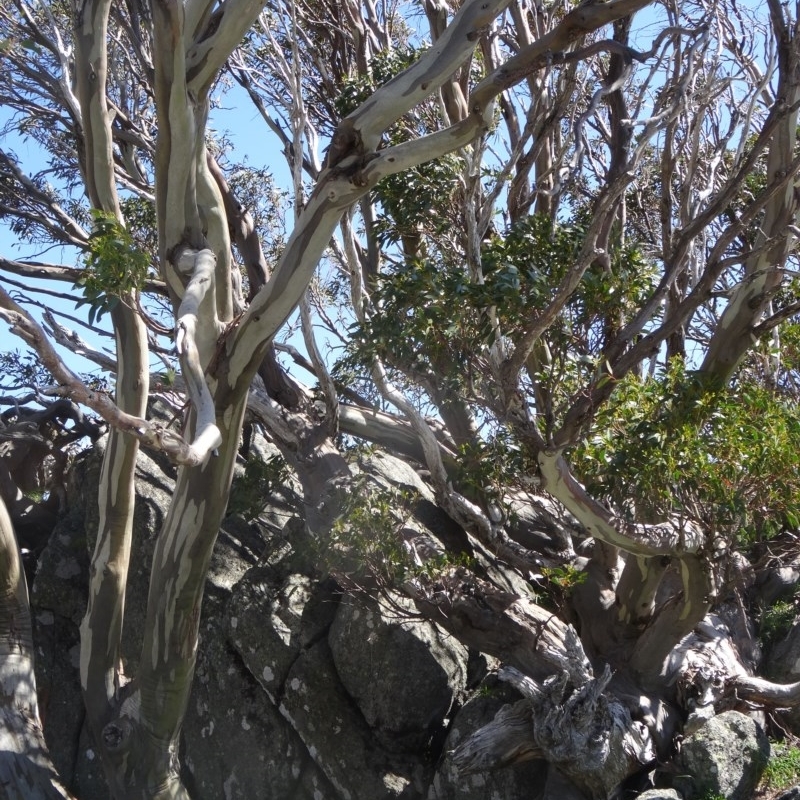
top-left (28, 442), bottom-right (517, 799)
top-left (25, 439), bottom-right (794, 800)
top-left (765, 621), bottom-right (800, 734)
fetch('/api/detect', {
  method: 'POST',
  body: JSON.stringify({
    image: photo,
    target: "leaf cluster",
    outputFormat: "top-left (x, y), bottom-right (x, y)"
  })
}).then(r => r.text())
top-left (535, 564), bottom-right (588, 612)
top-left (334, 47), bottom-right (422, 120)
top-left (453, 433), bottom-right (530, 505)
top-left (577, 361), bottom-right (800, 544)
top-left (759, 599), bottom-right (797, 651)
top-left (318, 478), bottom-right (471, 589)
top-left (340, 215), bottom-right (654, 417)
top-left (0, 349), bottom-right (52, 390)
top-left (373, 152), bottom-right (463, 247)
top-left (74, 209), bottom-right (151, 325)
top-left (323, 479), bottom-right (417, 586)
top-left (228, 450), bottom-right (290, 521)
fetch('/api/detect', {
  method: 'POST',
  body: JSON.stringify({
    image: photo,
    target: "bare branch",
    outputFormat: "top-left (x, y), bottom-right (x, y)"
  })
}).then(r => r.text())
top-left (0, 287), bottom-right (203, 466)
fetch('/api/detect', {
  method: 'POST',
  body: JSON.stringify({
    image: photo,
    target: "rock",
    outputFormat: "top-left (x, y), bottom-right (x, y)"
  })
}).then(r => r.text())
top-left (541, 769), bottom-right (588, 800)
top-left (634, 790), bottom-right (683, 799)
top-left (30, 443), bottom-right (315, 799)
top-left (31, 451), bottom-right (95, 797)
top-left (361, 451), bottom-right (437, 503)
top-left (227, 566), bottom-right (340, 701)
top-left (775, 786), bottom-right (800, 800)
top-left (506, 491), bottom-right (577, 558)
top-left (329, 592), bottom-right (468, 753)
top-left (29, 436), bottom-right (661, 800)
top-left (183, 586), bottom-right (332, 800)
top-left (281, 638), bottom-right (428, 799)
top-left (32, 608), bottom-right (84, 797)
top-left (674, 710), bottom-right (769, 800)
top-left (31, 453), bottom-right (92, 626)
top-left (73, 724), bottom-right (111, 800)
top-left (756, 566), bottom-right (800, 606)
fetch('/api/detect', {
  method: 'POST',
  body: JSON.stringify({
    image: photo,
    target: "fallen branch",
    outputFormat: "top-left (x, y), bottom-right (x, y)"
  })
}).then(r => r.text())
top-left (452, 662), bottom-right (654, 799)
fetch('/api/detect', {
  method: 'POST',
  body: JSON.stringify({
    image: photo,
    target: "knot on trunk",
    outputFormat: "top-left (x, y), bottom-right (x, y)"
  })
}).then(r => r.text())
top-left (101, 715), bottom-right (133, 753)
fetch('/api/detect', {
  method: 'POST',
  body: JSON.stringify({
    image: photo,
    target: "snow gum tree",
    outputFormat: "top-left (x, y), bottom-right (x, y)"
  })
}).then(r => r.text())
top-left (2, 0), bottom-right (800, 797)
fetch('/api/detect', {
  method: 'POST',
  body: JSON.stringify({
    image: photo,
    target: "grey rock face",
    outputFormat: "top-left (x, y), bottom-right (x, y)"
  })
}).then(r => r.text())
top-left (674, 710), bottom-right (769, 800)
top-left (281, 638), bottom-right (428, 799)
top-left (227, 566), bottom-right (339, 701)
top-left (36, 439), bottom-right (774, 800)
top-left (329, 592), bottom-right (468, 753)
top-left (184, 587), bottom-right (330, 800)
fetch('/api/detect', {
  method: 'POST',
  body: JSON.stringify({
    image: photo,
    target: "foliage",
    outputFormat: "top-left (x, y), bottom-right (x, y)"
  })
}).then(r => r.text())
top-left (74, 209), bottom-right (151, 325)
top-left (453, 433), bottom-right (529, 505)
top-left (535, 564), bottom-right (588, 612)
top-left (576, 360), bottom-right (800, 544)
top-left (224, 164), bottom-right (288, 265)
top-left (539, 564), bottom-right (587, 591)
top-left (481, 214), bottom-right (654, 340)
top-left (334, 47), bottom-right (422, 120)
top-left (119, 196), bottom-right (158, 256)
top-left (373, 152), bottom-right (463, 248)
top-left (322, 478), bottom-right (417, 585)
top-left (0, 349), bottom-right (52, 390)
top-left (760, 599), bottom-right (798, 650)
top-left (342, 214), bottom-right (652, 379)
top-left (760, 741), bottom-right (800, 792)
top-left (228, 450), bottom-right (290, 521)
top-left (319, 477), bottom-right (472, 588)
top-left (336, 46), bottom-right (464, 249)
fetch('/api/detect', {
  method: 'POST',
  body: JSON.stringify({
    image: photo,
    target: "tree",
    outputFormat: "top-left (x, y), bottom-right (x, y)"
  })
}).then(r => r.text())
top-left (2, 0), bottom-right (800, 797)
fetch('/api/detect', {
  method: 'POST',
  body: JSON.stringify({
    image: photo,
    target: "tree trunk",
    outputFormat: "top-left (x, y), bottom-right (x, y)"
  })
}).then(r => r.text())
top-left (0, 496), bottom-right (77, 799)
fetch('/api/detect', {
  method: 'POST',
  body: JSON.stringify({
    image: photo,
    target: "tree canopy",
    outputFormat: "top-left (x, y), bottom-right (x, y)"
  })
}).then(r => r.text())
top-left (2, 0), bottom-right (800, 797)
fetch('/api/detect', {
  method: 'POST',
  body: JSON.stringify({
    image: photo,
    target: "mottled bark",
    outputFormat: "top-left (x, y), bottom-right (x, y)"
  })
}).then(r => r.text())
top-left (628, 555), bottom-right (713, 686)
top-left (537, 450), bottom-right (704, 557)
top-left (0, 496), bottom-right (76, 799)
top-left (73, 3), bottom-right (151, 794)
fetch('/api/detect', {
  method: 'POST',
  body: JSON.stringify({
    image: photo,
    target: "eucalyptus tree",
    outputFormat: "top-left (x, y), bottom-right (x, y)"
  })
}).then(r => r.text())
top-left (2, 0), bottom-right (800, 798)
